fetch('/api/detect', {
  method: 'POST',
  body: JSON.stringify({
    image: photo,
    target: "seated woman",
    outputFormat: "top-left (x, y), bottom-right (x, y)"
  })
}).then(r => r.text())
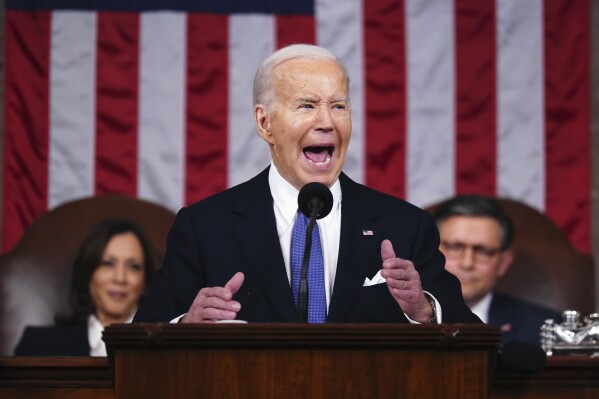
top-left (14, 219), bottom-right (155, 356)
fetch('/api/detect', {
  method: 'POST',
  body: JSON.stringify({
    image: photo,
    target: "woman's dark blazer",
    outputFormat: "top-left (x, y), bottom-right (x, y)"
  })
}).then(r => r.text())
top-left (14, 325), bottom-right (90, 356)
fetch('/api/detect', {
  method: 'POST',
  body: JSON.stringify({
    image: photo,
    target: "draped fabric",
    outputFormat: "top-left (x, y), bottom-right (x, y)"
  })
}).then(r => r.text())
top-left (2, 0), bottom-right (591, 253)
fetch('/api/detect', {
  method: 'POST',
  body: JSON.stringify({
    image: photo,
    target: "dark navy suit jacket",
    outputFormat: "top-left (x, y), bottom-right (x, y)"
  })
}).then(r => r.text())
top-left (14, 325), bottom-right (89, 356)
top-left (489, 293), bottom-right (561, 346)
top-left (134, 168), bottom-right (480, 324)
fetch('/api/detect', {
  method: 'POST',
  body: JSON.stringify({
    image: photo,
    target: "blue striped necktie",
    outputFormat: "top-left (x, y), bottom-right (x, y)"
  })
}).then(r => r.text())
top-left (290, 212), bottom-right (326, 323)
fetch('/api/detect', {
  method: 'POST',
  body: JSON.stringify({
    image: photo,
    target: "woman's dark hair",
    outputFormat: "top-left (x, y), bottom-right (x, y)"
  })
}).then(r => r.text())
top-left (56, 219), bottom-right (156, 325)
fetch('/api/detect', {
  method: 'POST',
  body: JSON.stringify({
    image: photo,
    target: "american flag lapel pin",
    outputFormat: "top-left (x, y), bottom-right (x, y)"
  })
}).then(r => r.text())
top-left (362, 230), bottom-right (373, 236)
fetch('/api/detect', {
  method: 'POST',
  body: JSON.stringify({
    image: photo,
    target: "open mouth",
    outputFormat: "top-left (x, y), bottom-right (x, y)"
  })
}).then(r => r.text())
top-left (303, 145), bottom-right (334, 165)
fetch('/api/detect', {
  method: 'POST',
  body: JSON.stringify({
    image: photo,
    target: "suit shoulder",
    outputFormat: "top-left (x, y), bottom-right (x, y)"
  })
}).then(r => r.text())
top-left (493, 293), bottom-right (562, 321)
top-left (341, 174), bottom-right (430, 217)
top-left (14, 325), bottom-right (89, 356)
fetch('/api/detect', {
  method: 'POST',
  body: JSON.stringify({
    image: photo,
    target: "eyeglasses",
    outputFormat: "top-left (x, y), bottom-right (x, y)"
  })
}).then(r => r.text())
top-left (440, 241), bottom-right (504, 263)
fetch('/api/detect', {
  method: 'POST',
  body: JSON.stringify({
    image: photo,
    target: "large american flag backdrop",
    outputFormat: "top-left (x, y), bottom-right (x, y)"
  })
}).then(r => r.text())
top-left (2, 0), bottom-right (591, 254)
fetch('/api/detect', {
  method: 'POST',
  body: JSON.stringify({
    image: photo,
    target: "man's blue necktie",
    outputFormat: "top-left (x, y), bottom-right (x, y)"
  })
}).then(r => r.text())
top-left (290, 212), bottom-right (326, 323)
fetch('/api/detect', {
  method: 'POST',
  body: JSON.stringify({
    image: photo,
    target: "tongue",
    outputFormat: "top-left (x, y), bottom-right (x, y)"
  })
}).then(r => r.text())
top-left (304, 148), bottom-right (328, 163)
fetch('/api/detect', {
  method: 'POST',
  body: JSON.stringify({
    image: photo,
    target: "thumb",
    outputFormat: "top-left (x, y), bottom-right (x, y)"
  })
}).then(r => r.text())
top-left (225, 272), bottom-right (245, 295)
top-left (381, 239), bottom-right (396, 262)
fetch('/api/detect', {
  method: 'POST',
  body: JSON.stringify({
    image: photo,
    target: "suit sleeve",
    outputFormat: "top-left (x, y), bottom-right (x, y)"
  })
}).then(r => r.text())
top-left (134, 207), bottom-right (205, 322)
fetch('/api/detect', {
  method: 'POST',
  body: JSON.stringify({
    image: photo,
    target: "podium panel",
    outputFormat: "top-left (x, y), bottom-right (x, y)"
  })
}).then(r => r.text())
top-left (0, 356), bottom-right (114, 399)
top-left (104, 323), bottom-right (499, 399)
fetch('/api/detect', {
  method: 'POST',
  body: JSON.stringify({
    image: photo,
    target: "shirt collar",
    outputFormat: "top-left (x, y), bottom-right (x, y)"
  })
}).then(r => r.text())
top-left (268, 162), bottom-right (341, 227)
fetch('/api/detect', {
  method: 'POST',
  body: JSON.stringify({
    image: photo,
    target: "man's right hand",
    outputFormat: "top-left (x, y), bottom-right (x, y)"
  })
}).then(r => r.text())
top-left (181, 272), bottom-right (245, 323)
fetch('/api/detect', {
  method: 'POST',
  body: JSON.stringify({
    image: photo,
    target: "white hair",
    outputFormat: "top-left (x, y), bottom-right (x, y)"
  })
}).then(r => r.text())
top-left (252, 44), bottom-right (349, 111)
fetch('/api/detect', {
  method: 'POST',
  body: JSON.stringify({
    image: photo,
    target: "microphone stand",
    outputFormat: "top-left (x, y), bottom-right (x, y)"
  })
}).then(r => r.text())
top-left (297, 208), bottom-right (318, 323)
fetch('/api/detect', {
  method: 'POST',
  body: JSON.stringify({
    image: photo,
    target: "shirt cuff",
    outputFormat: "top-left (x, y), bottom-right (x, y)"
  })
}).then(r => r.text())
top-left (404, 291), bottom-right (442, 324)
top-left (170, 314), bottom-right (186, 324)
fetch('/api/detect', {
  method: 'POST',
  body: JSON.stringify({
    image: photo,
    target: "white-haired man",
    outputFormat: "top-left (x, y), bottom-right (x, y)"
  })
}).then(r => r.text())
top-left (135, 44), bottom-right (479, 325)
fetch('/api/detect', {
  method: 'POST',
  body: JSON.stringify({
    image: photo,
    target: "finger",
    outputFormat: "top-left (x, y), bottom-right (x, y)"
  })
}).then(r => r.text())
top-left (385, 277), bottom-right (418, 291)
top-left (381, 239), bottom-right (395, 262)
top-left (202, 295), bottom-right (241, 312)
top-left (200, 286), bottom-right (234, 301)
top-left (225, 272), bottom-right (245, 296)
top-left (201, 308), bottom-right (239, 322)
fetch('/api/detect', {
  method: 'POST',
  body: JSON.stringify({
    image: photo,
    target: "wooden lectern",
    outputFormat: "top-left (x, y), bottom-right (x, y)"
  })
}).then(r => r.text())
top-left (104, 323), bottom-right (499, 399)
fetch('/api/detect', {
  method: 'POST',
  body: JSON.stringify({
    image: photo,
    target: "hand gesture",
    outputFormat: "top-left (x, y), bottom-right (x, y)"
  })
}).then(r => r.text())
top-left (380, 240), bottom-right (433, 323)
top-left (181, 272), bottom-right (245, 323)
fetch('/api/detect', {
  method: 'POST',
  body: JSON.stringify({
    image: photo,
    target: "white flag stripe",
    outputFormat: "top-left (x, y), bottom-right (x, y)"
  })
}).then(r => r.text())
top-left (406, 0), bottom-right (456, 208)
top-left (316, 0), bottom-right (364, 184)
top-left (496, 0), bottom-right (545, 211)
top-left (138, 12), bottom-right (186, 212)
top-left (48, 11), bottom-right (97, 209)
top-left (228, 15), bottom-right (275, 188)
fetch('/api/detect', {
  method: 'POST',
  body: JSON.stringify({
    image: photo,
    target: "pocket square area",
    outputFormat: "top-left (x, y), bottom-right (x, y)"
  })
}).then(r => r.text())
top-left (363, 270), bottom-right (386, 286)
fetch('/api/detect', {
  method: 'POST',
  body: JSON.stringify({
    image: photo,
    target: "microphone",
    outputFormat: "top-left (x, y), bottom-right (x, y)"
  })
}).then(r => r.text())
top-left (296, 182), bottom-right (334, 322)
top-left (497, 341), bottom-right (547, 373)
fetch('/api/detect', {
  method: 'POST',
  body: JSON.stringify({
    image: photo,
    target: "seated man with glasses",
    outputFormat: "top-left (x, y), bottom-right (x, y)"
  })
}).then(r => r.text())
top-left (431, 195), bottom-right (561, 346)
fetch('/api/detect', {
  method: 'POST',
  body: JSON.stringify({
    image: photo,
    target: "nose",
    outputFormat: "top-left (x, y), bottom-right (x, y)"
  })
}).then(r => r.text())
top-left (315, 104), bottom-right (334, 132)
top-left (460, 247), bottom-right (476, 270)
top-left (112, 263), bottom-right (127, 283)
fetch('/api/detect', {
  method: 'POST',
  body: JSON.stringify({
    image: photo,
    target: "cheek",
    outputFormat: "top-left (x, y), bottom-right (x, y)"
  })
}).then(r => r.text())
top-left (89, 280), bottom-right (102, 305)
top-left (479, 270), bottom-right (499, 286)
top-left (129, 273), bottom-right (146, 295)
top-left (334, 114), bottom-right (351, 132)
top-left (89, 271), bottom-right (106, 295)
top-left (443, 260), bottom-right (460, 274)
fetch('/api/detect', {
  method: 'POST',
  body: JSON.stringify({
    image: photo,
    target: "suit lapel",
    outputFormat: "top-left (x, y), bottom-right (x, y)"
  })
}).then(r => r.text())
top-left (327, 174), bottom-right (382, 322)
top-left (231, 169), bottom-right (297, 322)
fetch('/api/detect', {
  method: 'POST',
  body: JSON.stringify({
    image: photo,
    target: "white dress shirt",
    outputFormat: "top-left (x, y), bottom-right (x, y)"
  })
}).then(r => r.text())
top-left (469, 292), bottom-right (493, 324)
top-left (88, 313), bottom-right (134, 356)
top-left (269, 163), bottom-right (341, 307)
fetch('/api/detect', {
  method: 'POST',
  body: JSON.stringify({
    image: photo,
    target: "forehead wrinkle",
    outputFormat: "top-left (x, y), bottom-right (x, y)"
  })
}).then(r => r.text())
top-left (292, 95), bottom-right (349, 104)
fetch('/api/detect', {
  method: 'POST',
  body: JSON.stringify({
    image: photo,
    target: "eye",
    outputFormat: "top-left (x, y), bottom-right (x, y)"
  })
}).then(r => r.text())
top-left (299, 103), bottom-right (314, 109)
top-left (128, 263), bottom-right (143, 272)
top-left (332, 103), bottom-right (347, 110)
top-left (126, 260), bottom-right (144, 272)
top-left (443, 242), bottom-right (464, 252)
top-left (475, 247), bottom-right (501, 257)
top-left (100, 259), bottom-right (114, 268)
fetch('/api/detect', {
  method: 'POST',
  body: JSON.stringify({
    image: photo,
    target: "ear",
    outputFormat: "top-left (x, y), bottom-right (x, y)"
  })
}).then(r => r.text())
top-left (254, 104), bottom-right (274, 144)
top-left (496, 248), bottom-right (514, 278)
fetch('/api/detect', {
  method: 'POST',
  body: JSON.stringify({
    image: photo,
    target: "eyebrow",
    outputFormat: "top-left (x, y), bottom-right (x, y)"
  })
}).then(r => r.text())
top-left (294, 96), bottom-right (349, 103)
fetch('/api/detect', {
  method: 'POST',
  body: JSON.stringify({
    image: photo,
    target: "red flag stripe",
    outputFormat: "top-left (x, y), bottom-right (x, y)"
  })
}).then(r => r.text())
top-left (543, 0), bottom-right (591, 252)
top-left (184, 13), bottom-right (229, 205)
top-left (94, 12), bottom-right (140, 196)
top-left (454, 0), bottom-right (497, 195)
top-left (276, 15), bottom-right (315, 49)
top-left (364, 0), bottom-right (407, 198)
top-left (2, 11), bottom-right (51, 252)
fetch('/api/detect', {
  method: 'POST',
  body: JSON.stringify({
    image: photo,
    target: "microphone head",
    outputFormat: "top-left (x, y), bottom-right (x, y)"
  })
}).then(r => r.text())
top-left (298, 182), bottom-right (334, 220)
top-left (498, 341), bottom-right (547, 373)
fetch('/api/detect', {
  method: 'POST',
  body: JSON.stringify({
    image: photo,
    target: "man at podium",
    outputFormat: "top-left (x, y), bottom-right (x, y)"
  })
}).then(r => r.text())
top-left (134, 44), bottom-right (480, 326)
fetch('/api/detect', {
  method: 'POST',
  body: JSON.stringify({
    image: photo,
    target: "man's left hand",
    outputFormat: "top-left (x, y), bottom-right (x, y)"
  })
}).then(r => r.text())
top-left (379, 239), bottom-right (434, 323)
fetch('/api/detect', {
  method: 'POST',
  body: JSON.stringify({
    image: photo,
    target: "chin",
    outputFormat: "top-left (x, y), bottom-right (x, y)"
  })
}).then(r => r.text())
top-left (307, 177), bottom-right (335, 188)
